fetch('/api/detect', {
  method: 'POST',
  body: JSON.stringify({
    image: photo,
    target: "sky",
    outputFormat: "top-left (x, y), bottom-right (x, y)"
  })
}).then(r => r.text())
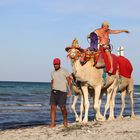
top-left (0, 0), bottom-right (139, 84)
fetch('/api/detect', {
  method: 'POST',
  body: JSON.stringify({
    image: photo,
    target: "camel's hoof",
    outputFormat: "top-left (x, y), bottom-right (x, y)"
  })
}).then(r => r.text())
top-left (117, 115), bottom-right (124, 120)
top-left (82, 118), bottom-right (88, 125)
top-left (75, 117), bottom-right (79, 122)
top-left (96, 115), bottom-right (106, 122)
top-left (96, 118), bottom-right (105, 122)
top-left (108, 117), bottom-right (115, 121)
top-left (79, 119), bottom-right (82, 123)
top-left (82, 121), bottom-right (88, 126)
top-left (131, 114), bottom-right (136, 119)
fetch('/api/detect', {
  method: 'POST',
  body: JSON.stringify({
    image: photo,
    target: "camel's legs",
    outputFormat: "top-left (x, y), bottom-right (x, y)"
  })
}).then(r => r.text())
top-left (81, 86), bottom-right (89, 124)
top-left (97, 92), bottom-right (104, 120)
top-left (128, 79), bottom-right (135, 118)
top-left (108, 86), bottom-right (118, 120)
top-left (94, 85), bottom-right (102, 121)
top-left (129, 90), bottom-right (135, 118)
top-left (71, 95), bottom-right (79, 122)
top-left (103, 88), bottom-right (113, 119)
top-left (79, 94), bottom-right (84, 123)
top-left (118, 90), bottom-right (126, 118)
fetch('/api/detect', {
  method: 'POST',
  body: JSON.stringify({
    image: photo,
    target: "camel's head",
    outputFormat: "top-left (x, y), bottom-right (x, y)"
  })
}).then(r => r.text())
top-left (65, 38), bottom-right (84, 62)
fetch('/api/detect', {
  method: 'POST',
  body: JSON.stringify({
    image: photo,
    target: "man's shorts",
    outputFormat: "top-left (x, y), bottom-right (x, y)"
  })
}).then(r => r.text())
top-left (50, 89), bottom-right (67, 107)
top-left (102, 44), bottom-right (111, 52)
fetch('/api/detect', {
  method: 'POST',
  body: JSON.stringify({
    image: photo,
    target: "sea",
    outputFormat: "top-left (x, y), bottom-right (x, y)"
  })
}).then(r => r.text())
top-left (0, 81), bottom-right (140, 130)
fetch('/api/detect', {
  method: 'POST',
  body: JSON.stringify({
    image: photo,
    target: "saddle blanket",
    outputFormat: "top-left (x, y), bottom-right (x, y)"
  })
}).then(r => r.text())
top-left (117, 56), bottom-right (133, 78)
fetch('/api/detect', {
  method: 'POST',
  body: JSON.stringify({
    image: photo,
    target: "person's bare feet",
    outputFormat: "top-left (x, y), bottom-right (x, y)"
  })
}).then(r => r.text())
top-left (108, 67), bottom-right (113, 74)
top-left (63, 121), bottom-right (68, 127)
top-left (49, 124), bottom-right (56, 128)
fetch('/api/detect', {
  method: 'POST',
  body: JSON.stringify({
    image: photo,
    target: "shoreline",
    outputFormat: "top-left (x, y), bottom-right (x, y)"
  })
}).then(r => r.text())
top-left (0, 116), bottom-right (140, 140)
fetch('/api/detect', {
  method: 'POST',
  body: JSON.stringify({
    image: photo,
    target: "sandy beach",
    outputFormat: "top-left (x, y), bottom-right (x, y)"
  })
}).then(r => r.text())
top-left (0, 116), bottom-right (140, 140)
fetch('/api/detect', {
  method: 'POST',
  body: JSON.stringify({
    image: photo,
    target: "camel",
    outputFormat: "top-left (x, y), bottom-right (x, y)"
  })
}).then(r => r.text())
top-left (117, 76), bottom-right (135, 118)
top-left (71, 74), bottom-right (118, 122)
top-left (66, 38), bottom-right (118, 123)
top-left (70, 46), bottom-right (135, 122)
top-left (71, 76), bottom-right (135, 122)
top-left (116, 46), bottom-right (135, 118)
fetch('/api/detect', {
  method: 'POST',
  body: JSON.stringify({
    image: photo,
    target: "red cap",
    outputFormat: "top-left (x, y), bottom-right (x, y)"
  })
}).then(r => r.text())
top-left (53, 58), bottom-right (61, 65)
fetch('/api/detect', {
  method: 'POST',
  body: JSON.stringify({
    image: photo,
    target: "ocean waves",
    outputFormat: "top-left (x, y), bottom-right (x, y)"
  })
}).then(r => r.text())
top-left (0, 81), bottom-right (140, 130)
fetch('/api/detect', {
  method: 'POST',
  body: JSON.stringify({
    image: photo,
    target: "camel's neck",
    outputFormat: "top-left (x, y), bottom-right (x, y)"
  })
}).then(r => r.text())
top-left (71, 59), bottom-right (84, 81)
top-left (72, 59), bottom-right (81, 73)
top-left (71, 59), bottom-right (102, 83)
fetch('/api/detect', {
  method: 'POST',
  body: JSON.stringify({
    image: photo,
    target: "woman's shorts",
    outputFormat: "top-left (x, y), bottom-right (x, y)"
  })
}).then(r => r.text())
top-left (50, 89), bottom-right (67, 107)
